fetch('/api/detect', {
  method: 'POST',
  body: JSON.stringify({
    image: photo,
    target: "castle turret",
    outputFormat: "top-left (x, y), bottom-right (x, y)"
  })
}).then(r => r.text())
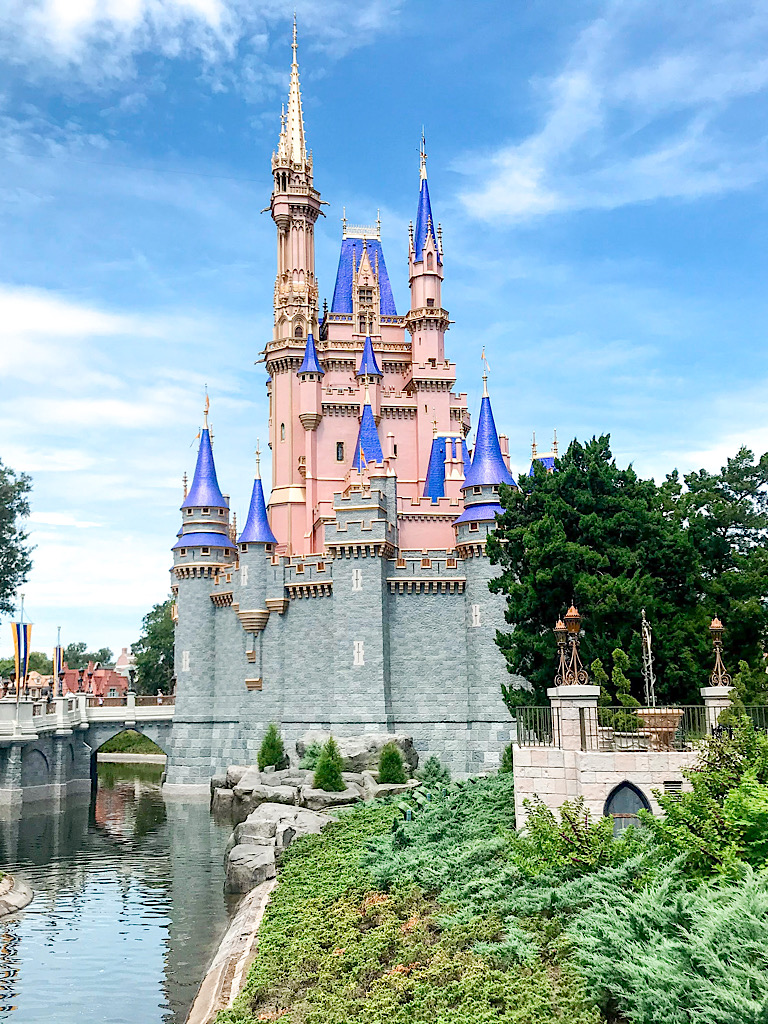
top-left (356, 335), bottom-right (383, 420)
top-left (168, 397), bottom-right (235, 786)
top-left (353, 385), bottom-right (384, 471)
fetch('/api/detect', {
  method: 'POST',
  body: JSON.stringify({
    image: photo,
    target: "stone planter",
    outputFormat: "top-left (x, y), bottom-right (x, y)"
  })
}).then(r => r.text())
top-left (638, 708), bottom-right (684, 751)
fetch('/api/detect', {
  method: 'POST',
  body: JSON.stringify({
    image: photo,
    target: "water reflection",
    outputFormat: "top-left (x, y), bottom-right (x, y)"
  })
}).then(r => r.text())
top-left (0, 764), bottom-right (234, 1024)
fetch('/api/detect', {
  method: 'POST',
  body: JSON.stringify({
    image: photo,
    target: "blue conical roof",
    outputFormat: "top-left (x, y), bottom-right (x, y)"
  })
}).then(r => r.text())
top-left (356, 336), bottom-right (382, 377)
top-left (182, 428), bottom-right (228, 508)
top-left (414, 177), bottom-right (441, 263)
top-left (238, 476), bottom-right (277, 545)
top-left (352, 398), bottom-right (384, 470)
top-left (462, 393), bottom-right (516, 490)
top-left (297, 331), bottom-right (324, 375)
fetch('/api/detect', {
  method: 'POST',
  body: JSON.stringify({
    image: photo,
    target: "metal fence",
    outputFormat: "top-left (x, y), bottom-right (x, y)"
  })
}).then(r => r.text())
top-left (515, 703), bottom-right (768, 751)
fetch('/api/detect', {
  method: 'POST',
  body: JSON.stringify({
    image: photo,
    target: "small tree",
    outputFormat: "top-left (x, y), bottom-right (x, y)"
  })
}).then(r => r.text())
top-left (299, 741), bottom-right (322, 770)
top-left (499, 744), bottom-right (514, 774)
top-left (378, 741), bottom-right (407, 784)
top-left (258, 723), bottom-right (287, 770)
top-left (313, 737), bottom-right (345, 792)
top-left (613, 648), bottom-right (640, 731)
top-left (417, 755), bottom-right (451, 787)
top-left (592, 657), bottom-right (613, 726)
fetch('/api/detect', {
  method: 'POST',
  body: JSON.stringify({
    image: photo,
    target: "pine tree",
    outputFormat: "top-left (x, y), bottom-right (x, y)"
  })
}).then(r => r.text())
top-left (258, 723), bottom-right (287, 770)
top-left (313, 736), bottom-right (345, 792)
top-left (416, 755), bottom-right (451, 787)
top-left (378, 741), bottom-right (407, 784)
top-left (499, 744), bottom-right (514, 774)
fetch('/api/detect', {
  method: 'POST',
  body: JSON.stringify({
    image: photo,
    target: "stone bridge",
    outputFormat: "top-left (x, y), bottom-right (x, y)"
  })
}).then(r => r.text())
top-left (0, 693), bottom-right (175, 808)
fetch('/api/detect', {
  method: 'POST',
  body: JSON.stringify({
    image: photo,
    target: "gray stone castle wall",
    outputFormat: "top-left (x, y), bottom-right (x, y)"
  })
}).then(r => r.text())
top-left (166, 479), bottom-right (524, 784)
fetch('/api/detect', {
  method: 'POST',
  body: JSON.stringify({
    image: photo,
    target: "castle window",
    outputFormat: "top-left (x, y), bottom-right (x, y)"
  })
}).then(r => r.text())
top-left (427, 252), bottom-right (434, 270)
top-left (186, 509), bottom-right (193, 515)
top-left (393, 444), bottom-right (398, 457)
top-left (241, 565), bottom-right (248, 586)
top-left (241, 543), bottom-right (248, 553)
top-left (359, 316), bottom-right (366, 334)
top-left (396, 558), bottom-right (406, 568)
top-left (281, 423), bottom-right (286, 441)
top-left (604, 782), bottom-right (651, 836)
top-left (202, 507), bottom-right (210, 515)
top-left (179, 548), bottom-right (187, 557)
top-left (468, 523), bottom-right (479, 533)
top-left (296, 563), bottom-right (305, 574)
top-left (317, 561), bottom-right (325, 572)
top-left (181, 650), bottom-right (190, 673)
top-left (336, 441), bottom-right (345, 462)
top-left (447, 557), bottom-right (457, 568)
top-left (426, 297), bottom-right (435, 307)
top-left (421, 557), bottom-right (431, 568)
top-left (226, 573), bottom-right (231, 583)
top-left (201, 547), bottom-right (210, 554)
top-left (219, 509), bottom-right (226, 515)
top-left (473, 487), bottom-right (482, 495)
top-left (294, 322), bottom-right (303, 338)
top-left (358, 288), bottom-right (373, 306)
top-left (266, 544), bottom-right (273, 553)
top-left (352, 567), bottom-right (362, 591)
top-left (471, 604), bottom-right (481, 627)
top-left (353, 640), bottom-right (365, 666)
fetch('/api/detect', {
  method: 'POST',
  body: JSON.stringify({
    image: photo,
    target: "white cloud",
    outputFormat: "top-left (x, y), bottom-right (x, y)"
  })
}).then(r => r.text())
top-left (459, 1), bottom-right (768, 221)
top-left (0, 0), bottom-right (404, 88)
top-left (29, 511), bottom-right (102, 528)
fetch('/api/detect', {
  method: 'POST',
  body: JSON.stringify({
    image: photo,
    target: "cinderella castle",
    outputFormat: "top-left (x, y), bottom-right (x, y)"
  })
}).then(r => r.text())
top-left (164, 27), bottom-right (544, 786)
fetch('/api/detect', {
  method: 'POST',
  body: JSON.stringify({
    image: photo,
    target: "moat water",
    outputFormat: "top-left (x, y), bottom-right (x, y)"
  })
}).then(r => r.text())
top-left (0, 763), bottom-right (234, 1023)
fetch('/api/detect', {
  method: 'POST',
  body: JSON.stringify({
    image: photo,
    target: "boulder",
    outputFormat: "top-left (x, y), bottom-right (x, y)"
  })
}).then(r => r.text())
top-left (232, 767), bottom-right (263, 797)
top-left (226, 765), bottom-right (253, 789)
top-left (299, 786), bottom-right (362, 811)
top-left (232, 784), bottom-right (299, 824)
top-left (224, 844), bottom-right (276, 894)
top-left (223, 820), bottom-right (276, 865)
top-left (210, 772), bottom-right (227, 795)
top-left (269, 768), bottom-right (314, 788)
top-left (296, 732), bottom-right (418, 773)
top-left (211, 787), bottom-right (234, 815)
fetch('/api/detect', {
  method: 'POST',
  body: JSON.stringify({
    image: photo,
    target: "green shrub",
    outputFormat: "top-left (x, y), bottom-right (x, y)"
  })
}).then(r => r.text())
top-left (99, 730), bottom-right (163, 755)
top-left (416, 755), bottom-right (451, 788)
top-left (258, 723), bottom-right (287, 770)
top-left (378, 741), bottom-right (407, 784)
top-left (313, 736), bottom-right (345, 792)
top-left (499, 743), bottom-right (514, 773)
top-left (299, 740), bottom-right (322, 770)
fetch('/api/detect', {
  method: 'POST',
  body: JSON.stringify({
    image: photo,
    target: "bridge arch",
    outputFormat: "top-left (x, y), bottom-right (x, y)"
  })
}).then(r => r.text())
top-left (21, 746), bottom-right (51, 788)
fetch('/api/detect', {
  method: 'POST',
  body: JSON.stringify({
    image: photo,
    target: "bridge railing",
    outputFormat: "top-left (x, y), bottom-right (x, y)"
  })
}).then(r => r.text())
top-left (0, 693), bottom-right (174, 741)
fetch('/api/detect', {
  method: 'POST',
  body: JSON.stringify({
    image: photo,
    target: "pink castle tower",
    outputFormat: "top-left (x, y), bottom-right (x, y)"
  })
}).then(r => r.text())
top-left (266, 29), bottom-right (471, 555)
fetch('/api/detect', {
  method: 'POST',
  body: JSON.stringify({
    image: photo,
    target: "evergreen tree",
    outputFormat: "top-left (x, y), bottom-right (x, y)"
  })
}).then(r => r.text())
top-left (488, 436), bottom-right (706, 705)
top-left (378, 741), bottom-right (407, 784)
top-left (313, 737), bottom-right (345, 792)
top-left (258, 723), bottom-right (287, 770)
top-left (612, 648), bottom-right (640, 730)
top-left (131, 600), bottom-right (173, 693)
top-left (499, 744), bottom-right (514, 774)
top-left (416, 755), bottom-right (451, 787)
top-left (0, 459), bottom-right (32, 615)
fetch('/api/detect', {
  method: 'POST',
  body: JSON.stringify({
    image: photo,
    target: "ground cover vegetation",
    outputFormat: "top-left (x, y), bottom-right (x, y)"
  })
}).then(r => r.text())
top-left (487, 437), bottom-right (768, 706)
top-left (219, 713), bottom-right (768, 1024)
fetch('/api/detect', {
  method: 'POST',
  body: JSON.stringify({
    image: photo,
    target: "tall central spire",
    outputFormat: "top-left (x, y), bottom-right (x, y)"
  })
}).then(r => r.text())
top-left (284, 15), bottom-right (307, 167)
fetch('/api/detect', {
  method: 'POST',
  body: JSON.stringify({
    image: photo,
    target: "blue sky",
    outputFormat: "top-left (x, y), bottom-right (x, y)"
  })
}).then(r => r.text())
top-left (1, 0), bottom-right (768, 658)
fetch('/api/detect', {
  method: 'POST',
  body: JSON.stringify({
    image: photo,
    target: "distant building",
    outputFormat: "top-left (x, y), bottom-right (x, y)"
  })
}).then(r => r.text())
top-left (62, 661), bottom-right (128, 698)
top-left (114, 648), bottom-right (136, 679)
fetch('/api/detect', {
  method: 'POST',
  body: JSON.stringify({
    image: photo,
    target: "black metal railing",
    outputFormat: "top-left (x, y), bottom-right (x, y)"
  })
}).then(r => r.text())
top-left (514, 706), bottom-right (558, 746)
top-left (579, 705), bottom-right (709, 752)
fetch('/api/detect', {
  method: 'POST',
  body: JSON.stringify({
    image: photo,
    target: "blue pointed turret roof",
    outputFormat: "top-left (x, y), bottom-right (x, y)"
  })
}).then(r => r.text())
top-left (352, 391), bottom-right (384, 471)
top-left (423, 436), bottom-right (471, 502)
top-left (238, 480), bottom-right (277, 545)
top-left (297, 331), bottom-right (324, 375)
top-left (182, 426), bottom-right (228, 509)
top-left (330, 237), bottom-right (397, 316)
top-left (462, 383), bottom-right (516, 490)
top-left (414, 176), bottom-right (441, 264)
top-left (356, 336), bottom-right (382, 377)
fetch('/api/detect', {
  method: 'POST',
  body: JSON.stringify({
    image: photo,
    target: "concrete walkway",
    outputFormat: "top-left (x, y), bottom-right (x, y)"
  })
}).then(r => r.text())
top-left (186, 878), bottom-right (277, 1024)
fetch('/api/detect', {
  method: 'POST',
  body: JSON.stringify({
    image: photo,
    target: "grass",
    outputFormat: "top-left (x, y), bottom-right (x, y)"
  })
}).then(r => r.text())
top-left (218, 781), bottom-right (601, 1024)
top-left (98, 729), bottom-right (163, 755)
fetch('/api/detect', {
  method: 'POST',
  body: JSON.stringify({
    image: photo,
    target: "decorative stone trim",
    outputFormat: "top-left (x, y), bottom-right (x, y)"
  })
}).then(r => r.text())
top-left (211, 591), bottom-right (234, 607)
top-left (173, 565), bottom-right (223, 580)
top-left (246, 650), bottom-right (257, 663)
top-left (387, 577), bottom-right (466, 594)
top-left (299, 412), bottom-right (322, 431)
top-left (245, 678), bottom-right (263, 691)
top-left (455, 542), bottom-right (486, 558)
top-left (237, 609), bottom-right (270, 632)
top-left (265, 597), bottom-right (289, 614)
top-left (326, 542), bottom-right (396, 559)
top-left (287, 582), bottom-right (332, 599)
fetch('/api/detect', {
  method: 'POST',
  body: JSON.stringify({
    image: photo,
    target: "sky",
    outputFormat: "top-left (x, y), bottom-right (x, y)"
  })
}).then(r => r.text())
top-left (1, 0), bottom-right (768, 658)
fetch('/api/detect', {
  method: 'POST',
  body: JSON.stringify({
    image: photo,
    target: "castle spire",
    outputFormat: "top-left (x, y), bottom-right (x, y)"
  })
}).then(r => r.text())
top-left (413, 130), bottom-right (439, 262)
top-left (356, 335), bottom-right (383, 378)
top-left (462, 378), bottom-right (516, 490)
top-left (352, 387), bottom-right (384, 471)
top-left (297, 327), bottom-right (324, 375)
top-left (238, 439), bottom-right (278, 545)
top-left (182, 396), bottom-right (228, 509)
top-left (284, 14), bottom-right (306, 168)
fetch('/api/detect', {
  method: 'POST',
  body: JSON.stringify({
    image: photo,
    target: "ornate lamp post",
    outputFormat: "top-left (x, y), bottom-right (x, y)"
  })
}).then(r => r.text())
top-left (709, 617), bottom-right (732, 687)
top-left (554, 605), bottom-right (589, 685)
top-left (77, 668), bottom-right (84, 693)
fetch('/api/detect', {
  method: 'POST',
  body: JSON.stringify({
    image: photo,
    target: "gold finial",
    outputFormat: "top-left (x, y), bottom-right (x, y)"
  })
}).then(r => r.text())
top-left (203, 387), bottom-right (210, 429)
top-left (432, 407), bottom-right (438, 438)
top-left (531, 431), bottom-right (537, 458)
top-left (342, 205), bottom-right (347, 237)
top-left (420, 127), bottom-right (427, 180)
top-left (552, 429), bottom-right (558, 457)
top-left (255, 438), bottom-right (261, 479)
top-left (182, 472), bottom-right (188, 499)
top-left (292, 12), bottom-right (298, 62)
top-left (376, 208), bottom-right (381, 236)
top-left (481, 347), bottom-right (489, 398)
top-left (364, 381), bottom-right (371, 406)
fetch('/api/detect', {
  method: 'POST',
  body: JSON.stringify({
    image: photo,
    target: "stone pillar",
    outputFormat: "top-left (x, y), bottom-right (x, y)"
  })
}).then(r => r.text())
top-left (547, 685), bottom-right (601, 751)
top-left (700, 686), bottom-right (733, 733)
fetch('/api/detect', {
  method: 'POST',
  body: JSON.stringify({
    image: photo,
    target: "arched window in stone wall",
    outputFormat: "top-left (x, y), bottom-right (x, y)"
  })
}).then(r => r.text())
top-left (604, 781), bottom-right (650, 836)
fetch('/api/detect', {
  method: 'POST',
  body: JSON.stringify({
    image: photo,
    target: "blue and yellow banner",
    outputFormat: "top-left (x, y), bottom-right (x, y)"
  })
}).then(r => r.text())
top-left (12, 622), bottom-right (32, 692)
